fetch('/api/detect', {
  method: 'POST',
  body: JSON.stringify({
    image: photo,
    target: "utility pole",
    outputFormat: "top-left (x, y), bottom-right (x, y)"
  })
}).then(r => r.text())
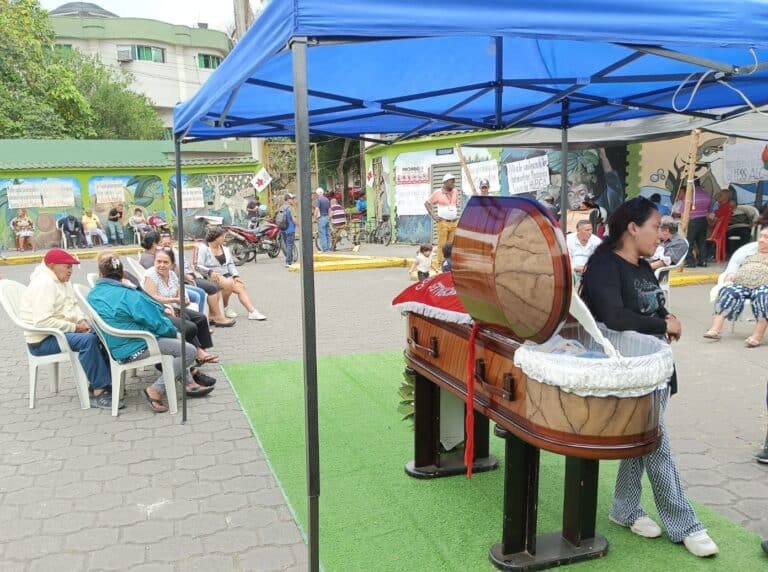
top-left (233, 0), bottom-right (254, 41)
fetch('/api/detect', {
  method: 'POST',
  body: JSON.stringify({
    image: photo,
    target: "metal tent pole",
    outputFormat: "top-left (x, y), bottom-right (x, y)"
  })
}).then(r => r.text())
top-left (291, 36), bottom-right (321, 572)
top-left (174, 139), bottom-right (188, 423)
top-left (560, 98), bottom-right (570, 234)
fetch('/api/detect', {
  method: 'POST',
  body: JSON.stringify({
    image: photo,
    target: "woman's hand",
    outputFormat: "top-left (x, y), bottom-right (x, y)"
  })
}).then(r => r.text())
top-left (234, 276), bottom-right (245, 285)
top-left (665, 315), bottom-right (682, 342)
top-left (725, 274), bottom-right (736, 283)
top-left (210, 271), bottom-right (223, 284)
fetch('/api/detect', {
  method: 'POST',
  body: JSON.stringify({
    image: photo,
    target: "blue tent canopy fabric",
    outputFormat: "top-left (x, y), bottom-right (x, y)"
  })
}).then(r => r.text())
top-left (174, 0), bottom-right (768, 140)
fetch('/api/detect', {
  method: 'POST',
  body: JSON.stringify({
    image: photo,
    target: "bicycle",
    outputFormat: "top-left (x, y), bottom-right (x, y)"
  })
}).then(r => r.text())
top-left (367, 215), bottom-right (392, 246)
top-left (315, 224), bottom-right (354, 251)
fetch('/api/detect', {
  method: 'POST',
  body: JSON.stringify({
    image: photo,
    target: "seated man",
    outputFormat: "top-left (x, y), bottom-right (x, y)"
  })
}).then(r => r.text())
top-left (649, 219), bottom-right (688, 270)
top-left (81, 209), bottom-right (109, 247)
top-left (56, 214), bottom-right (84, 249)
top-left (18, 249), bottom-right (120, 410)
top-left (727, 200), bottom-right (759, 257)
top-left (566, 220), bottom-right (601, 277)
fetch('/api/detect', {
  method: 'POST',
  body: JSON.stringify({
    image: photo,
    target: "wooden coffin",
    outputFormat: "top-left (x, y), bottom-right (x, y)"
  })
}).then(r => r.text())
top-left (405, 313), bottom-right (661, 459)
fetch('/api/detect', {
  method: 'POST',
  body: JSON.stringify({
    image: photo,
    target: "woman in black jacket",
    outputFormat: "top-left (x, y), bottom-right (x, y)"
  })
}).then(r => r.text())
top-left (581, 197), bottom-right (718, 558)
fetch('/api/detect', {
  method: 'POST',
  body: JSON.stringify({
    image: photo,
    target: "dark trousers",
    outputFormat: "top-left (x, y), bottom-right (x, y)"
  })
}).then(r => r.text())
top-left (169, 310), bottom-right (212, 350)
top-left (685, 217), bottom-right (709, 265)
top-left (726, 227), bottom-right (752, 258)
top-left (28, 333), bottom-right (111, 390)
top-left (283, 231), bottom-right (296, 265)
top-left (195, 278), bottom-right (220, 295)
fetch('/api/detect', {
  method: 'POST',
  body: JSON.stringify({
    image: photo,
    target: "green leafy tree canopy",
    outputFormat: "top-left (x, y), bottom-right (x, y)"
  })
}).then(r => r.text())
top-left (0, 0), bottom-right (164, 140)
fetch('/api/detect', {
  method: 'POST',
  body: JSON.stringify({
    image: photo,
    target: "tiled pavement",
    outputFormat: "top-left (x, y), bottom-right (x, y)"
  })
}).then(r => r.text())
top-left (0, 251), bottom-right (766, 571)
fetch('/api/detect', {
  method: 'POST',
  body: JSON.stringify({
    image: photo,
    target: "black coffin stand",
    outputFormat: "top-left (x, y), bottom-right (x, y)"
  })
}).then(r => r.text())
top-left (406, 370), bottom-right (608, 571)
top-left (489, 426), bottom-right (608, 570)
top-left (405, 369), bottom-right (498, 478)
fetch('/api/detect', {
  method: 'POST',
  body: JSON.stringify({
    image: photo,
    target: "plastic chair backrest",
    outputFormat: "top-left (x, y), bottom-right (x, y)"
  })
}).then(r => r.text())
top-left (0, 280), bottom-right (27, 327)
top-left (86, 273), bottom-right (98, 287)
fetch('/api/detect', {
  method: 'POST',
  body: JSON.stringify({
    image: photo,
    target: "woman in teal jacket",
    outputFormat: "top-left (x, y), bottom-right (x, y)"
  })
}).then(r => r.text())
top-left (87, 253), bottom-right (212, 412)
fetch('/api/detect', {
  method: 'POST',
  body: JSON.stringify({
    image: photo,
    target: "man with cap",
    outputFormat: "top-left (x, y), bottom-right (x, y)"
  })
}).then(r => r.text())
top-left (425, 173), bottom-right (460, 266)
top-left (18, 249), bottom-right (119, 409)
top-left (476, 178), bottom-right (491, 196)
top-left (282, 193), bottom-right (298, 267)
top-left (313, 187), bottom-right (331, 252)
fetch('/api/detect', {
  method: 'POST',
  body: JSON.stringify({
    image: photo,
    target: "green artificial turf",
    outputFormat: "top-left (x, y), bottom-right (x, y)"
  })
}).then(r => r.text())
top-left (225, 352), bottom-right (765, 572)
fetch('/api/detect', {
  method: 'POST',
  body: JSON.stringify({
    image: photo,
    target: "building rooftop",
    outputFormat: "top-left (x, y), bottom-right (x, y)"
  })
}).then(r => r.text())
top-left (49, 2), bottom-right (118, 18)
top-left (0, 140), bottom-right (256, 171)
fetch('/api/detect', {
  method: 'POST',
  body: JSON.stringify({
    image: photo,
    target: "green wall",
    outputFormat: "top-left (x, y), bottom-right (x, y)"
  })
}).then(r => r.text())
top-left (0, 161), bottom-right (260, 249)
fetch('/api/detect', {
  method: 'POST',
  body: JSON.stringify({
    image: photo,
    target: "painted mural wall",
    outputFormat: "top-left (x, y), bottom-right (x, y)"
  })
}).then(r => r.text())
top-left (0, 177), bottom-right (84, 250)
top-left (367, 135), bottom-right (627, 244)
top-left (169, 171), bottom-right (257, 239)
top-left (636, 134), bottom-right (768, 208)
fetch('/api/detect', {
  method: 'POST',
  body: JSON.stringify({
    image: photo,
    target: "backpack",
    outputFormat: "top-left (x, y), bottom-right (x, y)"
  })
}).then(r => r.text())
top-left (274, 206), bottom-right (290, 230)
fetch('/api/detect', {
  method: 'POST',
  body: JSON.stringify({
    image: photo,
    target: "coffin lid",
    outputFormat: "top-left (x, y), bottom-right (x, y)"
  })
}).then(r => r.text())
top-left (452, 196), bottom-right (573, 344)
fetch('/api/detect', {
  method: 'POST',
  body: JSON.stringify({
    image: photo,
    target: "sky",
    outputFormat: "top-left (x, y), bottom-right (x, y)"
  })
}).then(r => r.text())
top-left (38, 0), bottom-right (239, 32)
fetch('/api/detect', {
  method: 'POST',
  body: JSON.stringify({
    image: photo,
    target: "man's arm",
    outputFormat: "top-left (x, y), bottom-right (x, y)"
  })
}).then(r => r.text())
top-left (424, 196), bottom-right (437, 221)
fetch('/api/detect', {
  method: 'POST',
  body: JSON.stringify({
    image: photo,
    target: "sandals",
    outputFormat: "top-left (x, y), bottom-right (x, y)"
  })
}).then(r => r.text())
top-left (142, 389), bottom-right (168, 413)
top-left (210, 319), bottom-right (236, 328)
top-left (192, 370), bottom-right (217, 387)
top-left (745, 337), bottom-right (763, 348)
top-left (185, 383), bottom-right (214, 397)
top-left (195, 354), bottom-right (220, 366)
top-left (703, 330), bottom-right (722, 340)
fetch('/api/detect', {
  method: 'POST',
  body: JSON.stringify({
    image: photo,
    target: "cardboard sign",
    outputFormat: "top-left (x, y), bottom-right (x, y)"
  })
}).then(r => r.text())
top-left (93, 180), bottom-right (126, 204)
top-left (181, 187), bottom-right (205, 209)
top-left (505, 155), bottom-right (550, 195)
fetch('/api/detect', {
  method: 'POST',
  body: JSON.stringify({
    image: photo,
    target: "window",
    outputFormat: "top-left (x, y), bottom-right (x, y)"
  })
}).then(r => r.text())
top-left (133, 45), bottom-right (166, 63)
top-left (198, 53), bottom-right (222, 69)
top-left (55, 44), bottom-right (73, 56)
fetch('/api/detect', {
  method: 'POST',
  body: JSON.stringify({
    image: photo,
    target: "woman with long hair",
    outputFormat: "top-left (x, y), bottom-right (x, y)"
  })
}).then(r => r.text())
top-left (195, 227), bottom-right (266, 321)
top-left (580, 197), bottom-right (718, 558)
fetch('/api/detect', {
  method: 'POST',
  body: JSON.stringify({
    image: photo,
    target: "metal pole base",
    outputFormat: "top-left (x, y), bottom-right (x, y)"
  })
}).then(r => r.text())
top-left (405, 454), bottom-right (498, 479)
top-left (489, 533), bottom-right (608, 571)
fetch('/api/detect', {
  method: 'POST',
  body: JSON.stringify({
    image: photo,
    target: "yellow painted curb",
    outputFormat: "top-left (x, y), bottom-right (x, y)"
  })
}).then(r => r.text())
top-left (669, 273), bottom-right (719, 287)
top-left (0, 244), bottom-right (195, 266)
top-left (289, 257), bottom-right (410, 272)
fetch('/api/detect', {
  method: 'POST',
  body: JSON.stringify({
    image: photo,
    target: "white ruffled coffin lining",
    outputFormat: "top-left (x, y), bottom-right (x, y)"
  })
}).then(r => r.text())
top-left (514, 322), bottom-right (675, 398)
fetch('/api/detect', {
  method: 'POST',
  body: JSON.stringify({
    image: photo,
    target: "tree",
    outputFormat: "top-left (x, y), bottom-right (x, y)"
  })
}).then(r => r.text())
top-left (0, 0), bottom-right (164, 140)
top-left (0, 0), bottom-right (93, 138)
top-left (63, 51), bottom-right (165, 140)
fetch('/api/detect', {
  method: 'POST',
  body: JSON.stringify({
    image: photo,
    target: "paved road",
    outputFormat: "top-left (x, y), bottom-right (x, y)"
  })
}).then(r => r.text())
top-left (0, 251), bottom-right (765, 571)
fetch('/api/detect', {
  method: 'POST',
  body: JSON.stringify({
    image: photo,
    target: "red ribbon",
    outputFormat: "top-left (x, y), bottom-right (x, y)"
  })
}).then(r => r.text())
top-left (464, 322), bottom-right (479, 479)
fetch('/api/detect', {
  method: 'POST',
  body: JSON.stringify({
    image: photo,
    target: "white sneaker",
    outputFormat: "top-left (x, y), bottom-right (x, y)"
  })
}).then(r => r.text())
top-left (683, 530), bottom-right (719, 557)
top-left (224, 307), bottom-right (238, 318)
top-left (248, 309), bottom-right (267, 321)
top-left (609, 515), bottom-right (662, 538)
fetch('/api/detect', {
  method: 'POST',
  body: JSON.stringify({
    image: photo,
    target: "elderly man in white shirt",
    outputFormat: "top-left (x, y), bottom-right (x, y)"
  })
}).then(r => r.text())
top-left (566, 219), bottom-right (602, 276)
top-left (19, 249), bottom-right (119, 409)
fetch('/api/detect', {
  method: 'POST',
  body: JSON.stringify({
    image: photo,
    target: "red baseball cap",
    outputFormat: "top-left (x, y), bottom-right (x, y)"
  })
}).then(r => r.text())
top-left (43, 249), bottom-right (80, 265)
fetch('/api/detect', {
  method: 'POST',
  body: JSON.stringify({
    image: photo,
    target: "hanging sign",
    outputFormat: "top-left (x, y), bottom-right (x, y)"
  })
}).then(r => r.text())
top-left (395, 164), bottom-right (431, 216)
top-left (505, 155), bottom-right (550, 195)
top-left (93, 180), bottom-right (127, 204)
top-left (724, 141), bottom-right (768, 182)
top-left (181, 187), bottom-right (205, 209)
top-left (41, 181), bottom-right (76, 207)
top-left (7, 183), bottom-right (43, 209)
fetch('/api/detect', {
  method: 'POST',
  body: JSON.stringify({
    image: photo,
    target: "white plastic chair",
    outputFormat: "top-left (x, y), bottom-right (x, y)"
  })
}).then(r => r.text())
top-left (125, 256), bottom-right (148, 284)
top-left (73, 284), bottom-right (178, 417)
top-left (0, 280), bottom-right (90, 409)
top-left (86, 273), bottom-right (99, 287)
top-left (653, 240), bottom-right (689, 308)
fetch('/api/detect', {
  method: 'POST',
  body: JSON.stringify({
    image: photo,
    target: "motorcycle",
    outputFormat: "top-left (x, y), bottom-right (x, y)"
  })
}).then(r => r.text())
top-left (224, 218), bottom-right (283, 265)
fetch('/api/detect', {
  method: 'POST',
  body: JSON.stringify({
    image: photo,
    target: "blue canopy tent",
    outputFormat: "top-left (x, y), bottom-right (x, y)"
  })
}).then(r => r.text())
top-left (173, 2), bottom-right (768, 569)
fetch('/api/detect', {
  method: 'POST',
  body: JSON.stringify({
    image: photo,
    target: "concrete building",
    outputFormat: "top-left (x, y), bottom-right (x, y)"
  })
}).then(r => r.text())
top-left (49, 2), bottom-right (232, 129)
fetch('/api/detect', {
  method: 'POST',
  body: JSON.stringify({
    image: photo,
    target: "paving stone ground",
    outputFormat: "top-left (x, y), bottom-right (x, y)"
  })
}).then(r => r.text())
top-left (0, 248), bottom-right (765, 571)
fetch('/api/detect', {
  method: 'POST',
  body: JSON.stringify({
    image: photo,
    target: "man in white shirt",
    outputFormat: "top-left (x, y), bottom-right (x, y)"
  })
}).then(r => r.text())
top-left (566, 220), bottom-right (602, 275)
top-left (19, 249), bottom-right (120, 409)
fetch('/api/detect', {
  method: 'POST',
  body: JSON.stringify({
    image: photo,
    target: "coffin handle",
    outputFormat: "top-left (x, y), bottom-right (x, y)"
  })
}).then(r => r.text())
top-left (408, 326), bottom-right (439, 358)
top-left (474, 358), bottom-right (514, 400)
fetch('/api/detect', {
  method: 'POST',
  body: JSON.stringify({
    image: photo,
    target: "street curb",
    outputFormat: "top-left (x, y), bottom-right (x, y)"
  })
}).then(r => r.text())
top-left (288, 255), bottom-right (409, 272)
top-left (0, 244), bottom-right (195, 266)
top-left (669, 273), bottom-right (719, 287)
